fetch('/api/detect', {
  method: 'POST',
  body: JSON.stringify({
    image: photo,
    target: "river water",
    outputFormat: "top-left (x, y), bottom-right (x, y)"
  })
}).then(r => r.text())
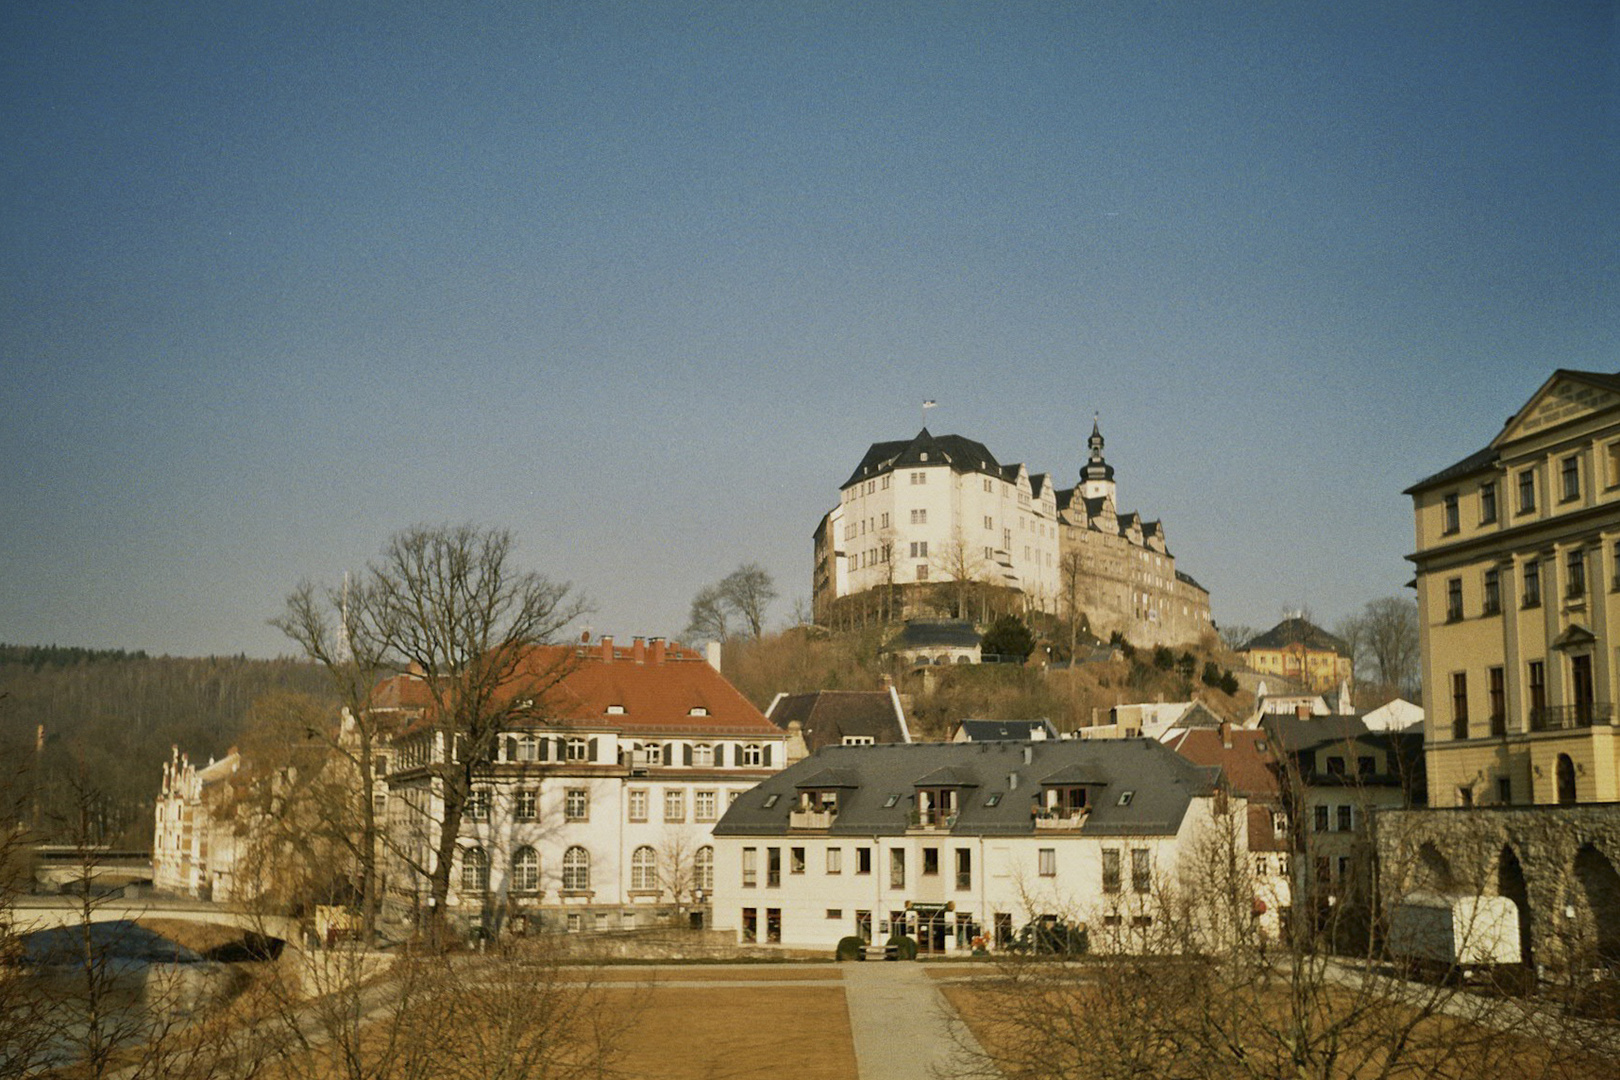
top-left (5, 920), bottom-right (251, 1072)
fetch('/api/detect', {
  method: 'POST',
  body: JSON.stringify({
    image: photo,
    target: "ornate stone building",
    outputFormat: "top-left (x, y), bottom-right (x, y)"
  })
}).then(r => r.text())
top-left (1055, 422), bottom-right (1213, 648)
top-left (813, 421), bottom-right (1212, 649)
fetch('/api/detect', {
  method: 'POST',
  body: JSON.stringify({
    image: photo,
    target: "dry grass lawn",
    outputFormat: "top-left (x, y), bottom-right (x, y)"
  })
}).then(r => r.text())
top-left (609, 985), bottom-right (858, 1080)
top-left (135, 917), bottom-right (250, 955)
top-left (578, 965), bottom-right (842, 983)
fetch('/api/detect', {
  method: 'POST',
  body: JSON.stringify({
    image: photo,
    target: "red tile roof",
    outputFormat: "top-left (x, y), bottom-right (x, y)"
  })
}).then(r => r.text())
top-left (1166, 727), bottom-right (1280, 799)
top-left (376, 639), bottom-right (777, 738)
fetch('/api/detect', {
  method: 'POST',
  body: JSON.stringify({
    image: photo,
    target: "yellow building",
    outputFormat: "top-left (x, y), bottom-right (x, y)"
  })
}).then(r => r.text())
top-left (1406, 369), bottom-right (1620, 807)
top-left (1238, 617), bottom-right (1354, 693)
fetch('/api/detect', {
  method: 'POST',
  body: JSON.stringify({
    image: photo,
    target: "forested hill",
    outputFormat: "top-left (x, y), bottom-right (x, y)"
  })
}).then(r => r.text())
top-left (0, 645), bottom-right (335, 847)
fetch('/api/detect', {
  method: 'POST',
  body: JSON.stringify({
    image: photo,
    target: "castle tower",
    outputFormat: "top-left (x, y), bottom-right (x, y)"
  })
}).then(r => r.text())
top-left (1078, 418), bottom-right (1117, 505)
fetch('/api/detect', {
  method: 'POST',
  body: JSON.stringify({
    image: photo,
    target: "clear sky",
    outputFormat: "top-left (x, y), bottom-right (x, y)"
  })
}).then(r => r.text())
top-left (2, 2), bottom-right (1615, 658)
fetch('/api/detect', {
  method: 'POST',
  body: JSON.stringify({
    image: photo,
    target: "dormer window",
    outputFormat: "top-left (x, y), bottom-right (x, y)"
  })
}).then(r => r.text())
top-left (566, 737), bottom-right (589, 762)
top-left (606, 705), bottom-right (625, 715)
top-left (689, 706), bottom-right (709, 716)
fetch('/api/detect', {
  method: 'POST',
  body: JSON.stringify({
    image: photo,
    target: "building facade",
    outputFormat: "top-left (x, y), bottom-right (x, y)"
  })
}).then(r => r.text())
top-left (813, 422), bottom-right (1212, 648)
top-left (154, 747), bottom-right (242, 901)
top-left (381, 636), bottom-right (789, 933)
top-left (1406, 370), bottom-right (1620, 807)
top-left (1054, 423), bottom-right (1213, 647)
top-left (1238, 618), bottom-right (1355, 694)
top-left (709, 739), bottom-right (1236, 954)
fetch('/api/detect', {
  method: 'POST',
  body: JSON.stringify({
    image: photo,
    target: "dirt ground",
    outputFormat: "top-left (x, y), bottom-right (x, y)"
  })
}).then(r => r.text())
top-left (580, 965), bottom-right (843, 982)
top-left (608, 985), bottom-right (858, 1080)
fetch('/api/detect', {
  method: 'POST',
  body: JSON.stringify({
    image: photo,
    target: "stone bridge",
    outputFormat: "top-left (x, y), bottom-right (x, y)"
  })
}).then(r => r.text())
top-left (1374, 804), bottom-right (1620, 975)
top-left (7, 896), bottom-right (300, 949)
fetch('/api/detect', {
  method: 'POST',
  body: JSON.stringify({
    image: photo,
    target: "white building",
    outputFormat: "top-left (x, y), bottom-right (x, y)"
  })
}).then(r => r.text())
top-left (710, 739), bottom-right (1238, 953)
top-left (815, 429), bottom-right (1061, 622)
top-left (382, 636), bottom-right (789, 933)
top-left (154, 746), bottom-right (242, 901)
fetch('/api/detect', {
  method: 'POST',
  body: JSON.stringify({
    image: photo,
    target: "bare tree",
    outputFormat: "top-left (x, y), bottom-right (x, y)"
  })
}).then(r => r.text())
top-left (718, 563), bottom-right (778, 638)
top-left (271, 579), bottom-right (400, 946)
top-left (322, 525), bottom-right (586, 947)
top-left (1217, 623), bottom-right (1258, 653)
top-left (1059, 550), bottom-right (1088, 660)
top-left (684, 583), bottom-right (730, 643)
top-left (687, 563), bottom-right (778, 641)
top-left (932, 530), bottom-right (989, 621)
top-left (1359, 596), bottom-right (1421, 699)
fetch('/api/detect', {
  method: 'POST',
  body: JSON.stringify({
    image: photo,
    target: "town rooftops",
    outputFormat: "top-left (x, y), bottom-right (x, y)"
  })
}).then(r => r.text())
top-left (714, 739), bottom-right (1220, 839)
top-left (953, 718), bottom-right (1060, 742)
top-left (764, 689), bottom-right (911, 751)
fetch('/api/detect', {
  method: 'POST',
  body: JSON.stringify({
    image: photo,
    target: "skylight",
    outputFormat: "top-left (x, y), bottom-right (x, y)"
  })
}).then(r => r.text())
top-left (1117, 791), bottom-right (1135, 807)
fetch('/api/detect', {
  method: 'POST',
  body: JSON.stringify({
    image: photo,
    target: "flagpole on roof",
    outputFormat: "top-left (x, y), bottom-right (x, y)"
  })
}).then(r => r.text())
top-left (922, 399), bottom-right (937, 430)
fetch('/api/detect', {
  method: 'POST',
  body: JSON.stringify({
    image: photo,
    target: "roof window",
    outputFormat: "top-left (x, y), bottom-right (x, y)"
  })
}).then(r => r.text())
top-left (689, 706), bottom-right (709, 716)
top-left (883, 794), bottom-right (900, 808)
top-left (1117, 791), bottom-right (1135, 807)
top-left (606, 705), bottom-right (625, 715)
top-left (984, 793), bottom-right (1002, 807)
top-left (763, 794), bottom-right (780, 808)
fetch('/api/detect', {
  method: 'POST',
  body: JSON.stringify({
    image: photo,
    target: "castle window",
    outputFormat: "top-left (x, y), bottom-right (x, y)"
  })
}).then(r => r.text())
top-left (1483, 569), bottom-right (1500, 615)
top-left (1442, 493), bottom-right (1459, 534)
top-left (1523, 559), bottom-right (1541, 607)
top-left (911, 471), bottom-right (927, 485)
top-left (1518, 469), bottom-right (1536, 514)
top-left (916, 565), bottom-right (929, 581)
top-left (1568, 548), bottom-right (1586, 598)
top-left (1446, 578), bottom-right (1463, 621)
top-left (1561, 455), bottom-right (1580, 502)
top-left (1480, 481), bottom-right (1497, 523)
top-left (910, 509), bottom-right (927, 524)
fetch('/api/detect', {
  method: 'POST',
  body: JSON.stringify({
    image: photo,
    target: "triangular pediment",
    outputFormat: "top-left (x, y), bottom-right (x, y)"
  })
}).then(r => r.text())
top-left (1493, 371), bottom-right (1620, 448)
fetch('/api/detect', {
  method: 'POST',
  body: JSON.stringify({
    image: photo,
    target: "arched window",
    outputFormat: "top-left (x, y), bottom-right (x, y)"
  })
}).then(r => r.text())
top-left (1557, 754), bottom-right (1577, 805)
top-left (631, 845), bottom-right (658, 892)
top-left (512, 846), bottom-right (540, 893)
top-left (695, 846), bottom-right (714, 893)
top-left (517, 735), bottom-right (539, 762)
top-left (741, 743), bottom-right (763, 766)
top-left (460, 846), bottom-right (489, 894)
top-left (562, 846), bottom-right (591, 892)
top-left (566, 737), bottom-right (588, 762)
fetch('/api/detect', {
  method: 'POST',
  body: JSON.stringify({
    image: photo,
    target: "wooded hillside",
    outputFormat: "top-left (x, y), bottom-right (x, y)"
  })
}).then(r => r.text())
top-left (0, 645), bottom-right (334, 847)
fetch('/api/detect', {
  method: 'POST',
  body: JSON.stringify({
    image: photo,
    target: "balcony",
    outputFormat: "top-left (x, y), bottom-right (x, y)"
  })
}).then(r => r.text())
top-left (1033, 808), bottom-right (1088, 830)
top-left (789, 808), bottom-right (836, 830)
top-left (1528, 703), bottom-right (1614, 732)
top-left (908, 809), bottom-right (958, 831)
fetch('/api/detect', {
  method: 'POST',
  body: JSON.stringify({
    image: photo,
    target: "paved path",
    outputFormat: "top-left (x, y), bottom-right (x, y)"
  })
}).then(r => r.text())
top-left (842, 962), bottom-right (988, 1080)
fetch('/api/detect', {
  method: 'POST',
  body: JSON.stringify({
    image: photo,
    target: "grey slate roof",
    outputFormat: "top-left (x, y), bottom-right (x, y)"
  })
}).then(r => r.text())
top-left (1241, 617), bottom-right (1350, 657)
top-left (888, 620), bottom-right (981, 650)
top-left (841, 429), bottom-right (1009, 489)
top-left (765, 690), bottom-right (909, 751)
top-left (714, 739), bottom-right (1220, 839)
top-left (955, 719), bottom-right (1060, 742)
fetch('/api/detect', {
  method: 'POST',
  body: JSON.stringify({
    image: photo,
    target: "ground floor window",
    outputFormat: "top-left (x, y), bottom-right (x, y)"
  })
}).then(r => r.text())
top-left (742, 907), bottom-right (757, 943)
top-left (766, 908), bottom-right (782, 944)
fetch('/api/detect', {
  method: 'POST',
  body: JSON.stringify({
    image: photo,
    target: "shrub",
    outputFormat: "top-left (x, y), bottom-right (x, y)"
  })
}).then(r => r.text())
top-left (1219, 669), bottom-right (1239, 695)
top-left (885, 933), bottom-right (918, 961)
top-left (835, 935), bottom-right (867, 962)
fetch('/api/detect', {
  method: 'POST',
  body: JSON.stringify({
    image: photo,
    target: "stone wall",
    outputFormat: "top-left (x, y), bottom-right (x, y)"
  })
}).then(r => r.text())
top-left (1374, 804), bottom-right (1620, 974)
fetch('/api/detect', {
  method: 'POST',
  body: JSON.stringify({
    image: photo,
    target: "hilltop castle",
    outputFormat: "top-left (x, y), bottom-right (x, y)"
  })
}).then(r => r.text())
top-left (813, 421), bottom-right (1212, 649)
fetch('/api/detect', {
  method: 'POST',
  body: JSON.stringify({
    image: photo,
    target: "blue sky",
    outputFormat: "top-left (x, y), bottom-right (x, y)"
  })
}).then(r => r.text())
top-left (2, 2), bottom-right (1614, 657)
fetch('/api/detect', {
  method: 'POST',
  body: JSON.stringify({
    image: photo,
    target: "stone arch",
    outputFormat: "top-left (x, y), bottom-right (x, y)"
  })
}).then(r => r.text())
top-left (1496, 844), bottom-right (1534, 970)
top-left (1556, 754), bottom-right (1577, 805)
top-left (1572, 843), bottom-right (1620, 969)
top-left (1416, 842), bottom-right (1456, 892)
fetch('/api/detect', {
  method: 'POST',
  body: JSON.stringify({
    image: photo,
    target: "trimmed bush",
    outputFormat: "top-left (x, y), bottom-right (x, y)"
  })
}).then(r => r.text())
top-left (885, 933), bottom-right (919, 961)
top-left (835, 935), bottom-right (867, 962)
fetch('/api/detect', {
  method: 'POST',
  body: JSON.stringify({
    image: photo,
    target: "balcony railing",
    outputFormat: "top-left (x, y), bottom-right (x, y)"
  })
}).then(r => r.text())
top-left (1529, 703), bottom-right (1614, 732)
top-left (1033, 808), bottom-right (1088, 830)
top-left (908, 810), bottom-right (958, 830)
top-left (789, 808), bottom-right (836, 830)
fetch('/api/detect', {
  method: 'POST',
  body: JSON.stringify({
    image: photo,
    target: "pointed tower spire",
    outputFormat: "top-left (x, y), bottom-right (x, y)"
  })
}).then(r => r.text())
top-left (1078, 413), bottom-right (1117, 508)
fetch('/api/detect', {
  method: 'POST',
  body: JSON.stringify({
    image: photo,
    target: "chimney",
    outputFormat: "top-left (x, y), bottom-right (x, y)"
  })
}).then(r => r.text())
top-left (1009, 771), bottom-right (1019, 790)
top-left (1220, 721), bottom-right (1233, 750)
top-left (1023, 745), bottom-right (1033, 764)
top-left (600, 635), bottom-right (614, 663)
top-left (650, 637), bottom-right (666, 664)
top-left (632, 637), bottom-right (646, 663)
top-left (706, 640), bottom-right (722, 672)
top-left (1296, 704), bottom-right (1309, 720)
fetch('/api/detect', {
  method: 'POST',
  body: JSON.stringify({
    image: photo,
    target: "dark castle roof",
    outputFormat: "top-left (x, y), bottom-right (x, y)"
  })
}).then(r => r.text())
top-left (842, 429), bottom-right (1024, 489)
